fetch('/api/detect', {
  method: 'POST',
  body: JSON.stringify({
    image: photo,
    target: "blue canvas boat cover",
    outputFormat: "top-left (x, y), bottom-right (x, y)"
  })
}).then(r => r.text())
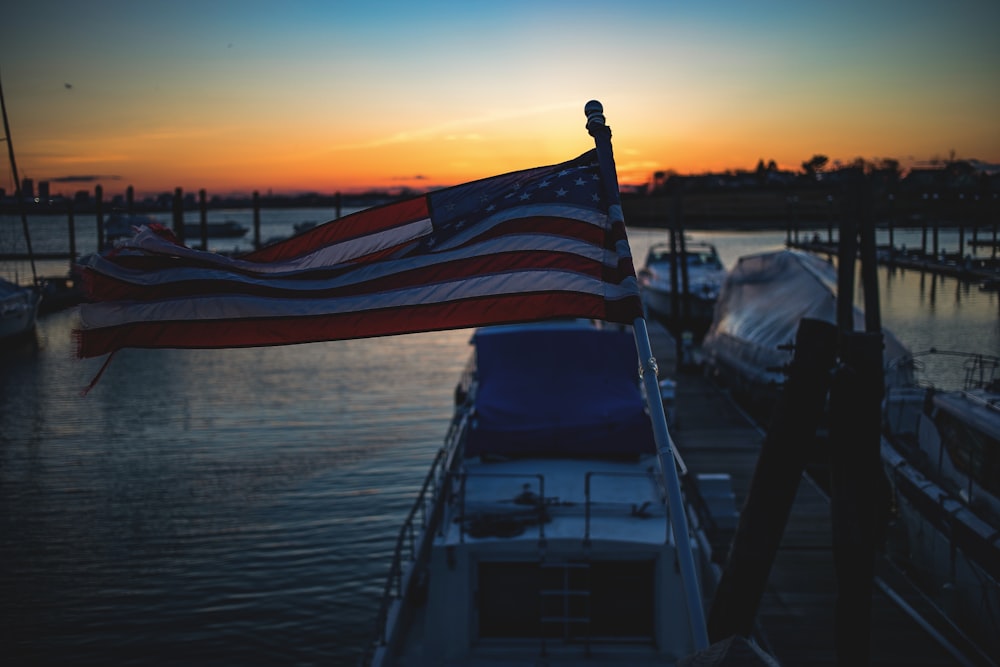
top-left (465, 324), bottom-right (656, 457)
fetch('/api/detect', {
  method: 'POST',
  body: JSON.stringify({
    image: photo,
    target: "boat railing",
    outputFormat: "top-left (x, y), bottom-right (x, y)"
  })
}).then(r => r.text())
top-left (452, 471), bottom-right (547, 546)
top-left (448, 466), bottom-right (706, 547)
top-left (369, 409), bottom-right (467, 651)
top-left (887, 349), bottom-right (1000, 396)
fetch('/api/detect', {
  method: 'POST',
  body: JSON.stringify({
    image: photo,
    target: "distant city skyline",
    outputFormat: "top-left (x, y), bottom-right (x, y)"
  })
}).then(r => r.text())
top-left (2, 1), bottom-right (999, 199)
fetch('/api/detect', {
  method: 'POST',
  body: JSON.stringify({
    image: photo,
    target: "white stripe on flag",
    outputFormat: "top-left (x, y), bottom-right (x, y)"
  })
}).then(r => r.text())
top-left (78, 270), bottom-right (638, 329)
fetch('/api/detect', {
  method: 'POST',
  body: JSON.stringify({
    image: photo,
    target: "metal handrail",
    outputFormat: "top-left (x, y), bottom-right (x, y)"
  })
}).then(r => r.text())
top-left (369, 409), bottom-right (466, 651)
top-left (453, 471), bottom-right (546, 545)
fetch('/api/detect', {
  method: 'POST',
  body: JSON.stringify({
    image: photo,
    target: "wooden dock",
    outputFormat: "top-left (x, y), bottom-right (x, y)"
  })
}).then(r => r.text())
top-left (786, 239), bottom-right (1000, 285)
top-left (646, 321), bottom-right (990, 666)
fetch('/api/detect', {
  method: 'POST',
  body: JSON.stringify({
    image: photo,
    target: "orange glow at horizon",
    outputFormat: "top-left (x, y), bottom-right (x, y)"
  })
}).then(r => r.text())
top-left (2, 2), bottom-right (998, 202)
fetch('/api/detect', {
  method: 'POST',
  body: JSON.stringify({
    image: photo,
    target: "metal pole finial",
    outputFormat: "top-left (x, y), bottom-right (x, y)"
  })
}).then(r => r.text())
top-left (584, 100), bottom-right (606, 134)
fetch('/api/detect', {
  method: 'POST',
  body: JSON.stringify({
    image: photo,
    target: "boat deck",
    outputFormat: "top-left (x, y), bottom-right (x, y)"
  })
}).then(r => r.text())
top-left (450, 456), bottom-right (669, 546)
top-left (646, 321), bottom-right (986, 666)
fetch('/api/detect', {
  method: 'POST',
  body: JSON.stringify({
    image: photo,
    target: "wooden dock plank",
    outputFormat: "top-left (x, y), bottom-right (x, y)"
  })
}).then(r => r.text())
top-left (645, 320), bottom-right (963, 666)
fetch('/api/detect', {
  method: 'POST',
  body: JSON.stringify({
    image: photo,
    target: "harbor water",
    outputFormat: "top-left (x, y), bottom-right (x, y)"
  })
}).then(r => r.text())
top-left (2, 210), bottom-right (998, 665)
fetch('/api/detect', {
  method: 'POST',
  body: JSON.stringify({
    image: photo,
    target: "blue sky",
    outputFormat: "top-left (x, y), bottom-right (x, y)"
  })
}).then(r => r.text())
top-left (2, 0), bottom-right (998, 195)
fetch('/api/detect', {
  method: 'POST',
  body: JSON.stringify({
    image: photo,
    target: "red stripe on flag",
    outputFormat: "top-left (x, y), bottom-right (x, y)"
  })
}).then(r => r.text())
top-left (446, 216), bottom-right (606, 250)
top-left (242, 196), bottom-right (430, 263)
top-left (80, 249), bottom-right (606, 303)
top-left (76, 292), bottom-right (613, 358)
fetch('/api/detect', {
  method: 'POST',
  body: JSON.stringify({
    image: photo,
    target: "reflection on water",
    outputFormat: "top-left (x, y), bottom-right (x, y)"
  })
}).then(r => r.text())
top-left (2, 303), bottom-right (472, 665)
top-left (0, 218), bottom-right (997, 665)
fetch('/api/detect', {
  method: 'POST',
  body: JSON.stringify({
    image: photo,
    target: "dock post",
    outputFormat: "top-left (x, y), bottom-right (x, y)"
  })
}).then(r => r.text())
top-left (669, 193), bottom-right (683, 363)
top-left (827, 194), bottom-right (834, 244)
top-left (95, 185), bottom-right (104, 251)
top-left (335, 191), bottom-right (342, 219)
top-left (932, 194), bottom-right (940, 258)
top-left (829, 331), bottom-right (889, 667)
top-left (126, 185), bottom-right (134, 216)
top-left (993, 193), bottom-right (998, 260)
top-left (253, 190), bottom-right (261, 249)
top-left (199, 188), bottom-right (208, 250)
top-left (675, 196), bottom-right (694, 362)
top-left (67, 200), bottom-right (76, 269)
top-left (173, 187), bottom-right (185, 245)
top-left (887, 193), bottom-right (895, 262)
top-left (828, 169), bottom-right (889, 666)
top-left (707, 317), bottom-right (838, 641)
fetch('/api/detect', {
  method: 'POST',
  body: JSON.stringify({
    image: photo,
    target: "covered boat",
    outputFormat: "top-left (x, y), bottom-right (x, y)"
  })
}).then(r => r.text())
top-left (701, 249), bottom-right (911, 420)
top-left (881, 350), bottom-right (1000, 659)
top-left (638, 240), bottom-right (725, 342)
top-left (0, 277), bottom-right (40, 343)
top-left (364, 319), bottom-right (756, 666)
top-left (181, 220), bottom-right (248, 239)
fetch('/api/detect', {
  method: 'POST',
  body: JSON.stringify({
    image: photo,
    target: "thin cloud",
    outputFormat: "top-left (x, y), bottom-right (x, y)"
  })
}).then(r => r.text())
top-left (328, 102), bottom-right (579, 152)
top-left (52, 174), bottom-right (122, 183)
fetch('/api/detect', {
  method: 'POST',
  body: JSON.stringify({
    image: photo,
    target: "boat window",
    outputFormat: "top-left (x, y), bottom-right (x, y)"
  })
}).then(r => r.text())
top-left (476, 560), bottom-right (655, 641)
top-left (936, 410), bottom-right (1000, 499)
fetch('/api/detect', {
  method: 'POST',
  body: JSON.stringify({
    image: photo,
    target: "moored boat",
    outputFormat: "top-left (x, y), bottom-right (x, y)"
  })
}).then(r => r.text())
top-left (701, 249), bottom-right (911, 421)
top-left (105, 212), bottom-right (161, 244)
top-left (106, 215), bottom-right (249, 244)
top-left (638, 240), bottom-right (725, 342)
top-left (881, 350), bottom-right (1000, 658)
top-left (181, 219), bottom-right (248, 239)
top-left (363, 319), bottom-right (758, 666)
top-left (1, 77), bottom-right (41, 341)
top-left (0, 276), bottom-right (40, 343)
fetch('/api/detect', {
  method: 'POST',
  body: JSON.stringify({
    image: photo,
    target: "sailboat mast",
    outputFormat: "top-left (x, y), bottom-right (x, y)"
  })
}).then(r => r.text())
top-left (0, 70), bottom-right (37, 283)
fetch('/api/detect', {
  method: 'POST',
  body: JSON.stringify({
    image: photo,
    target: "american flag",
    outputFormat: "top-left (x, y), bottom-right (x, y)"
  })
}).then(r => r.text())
top-left (75, 149), bottom-right (642, 358)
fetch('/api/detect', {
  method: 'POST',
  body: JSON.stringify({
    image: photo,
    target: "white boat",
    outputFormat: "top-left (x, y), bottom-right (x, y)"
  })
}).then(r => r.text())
top-left (105, 214), bottom-right (248, 244)
top-left (0, 277), bottom-right (40, 342)
top-left (881, 350), bottom-right (1000, 658)
top-left (182, 219), bottom-right (248, 239)
top-left (638, 241), bottom-right (726, 342)
top-left (1, 78), bottom-right (41, 342)
top-left (363, 319), bottom-right (770, 667)
top-left (701, 249), bottom-right (911, 420)
top-left (105, 212), bottom-right (161, 243)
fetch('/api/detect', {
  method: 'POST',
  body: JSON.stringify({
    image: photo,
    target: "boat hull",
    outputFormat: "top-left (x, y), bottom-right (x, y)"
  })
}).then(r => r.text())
top-left (642, 285), bottom-right (718, 342)
top-left (639, 241), bottom-right (724, 343)
top-left (882, 438), bottom-right (1000, 658)
top-left (702, 250), bottom-right (911, 419)
top-left (0, 281), bottom-right (40, 342)
top-left (181, 222), bottom-right (248, 239)
top-left (881, 355), bottom-right (1000, 659)
top-left (365, 322), bottom-right (728, 666)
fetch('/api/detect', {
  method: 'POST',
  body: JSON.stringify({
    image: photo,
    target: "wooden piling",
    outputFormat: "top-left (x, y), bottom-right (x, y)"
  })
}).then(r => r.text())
top-left (173, 187), bottom-right (184, 245)
top-left (253, 190), bottom-right (261, 249)
top-left (706, 317), bottom-right (839, 641)
top-left (199, 188), bottom-right (208, 250)
top-left (829, 332), bottom-right (890, 666)
top-left (67, 200), bottom-right (76, 268)
top-left (95, 185), bottom-right (104, 251)
top-left (828, 170), bottom-right (890, 666)
top-left (669, 191), bottom-right (683, 363)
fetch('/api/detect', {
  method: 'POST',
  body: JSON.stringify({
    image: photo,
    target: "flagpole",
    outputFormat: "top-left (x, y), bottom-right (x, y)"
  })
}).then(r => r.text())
top-left (585, 100), bottom-right (709, 651)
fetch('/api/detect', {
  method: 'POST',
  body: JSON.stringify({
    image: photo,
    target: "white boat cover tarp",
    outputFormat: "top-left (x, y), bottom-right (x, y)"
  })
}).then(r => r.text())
top-left (702, 250), bottom-right (911, 388)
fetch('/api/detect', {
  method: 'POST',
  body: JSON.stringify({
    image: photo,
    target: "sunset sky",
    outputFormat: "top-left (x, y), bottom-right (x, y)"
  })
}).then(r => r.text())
top-left (2, 0), bottom-right (998, 199)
